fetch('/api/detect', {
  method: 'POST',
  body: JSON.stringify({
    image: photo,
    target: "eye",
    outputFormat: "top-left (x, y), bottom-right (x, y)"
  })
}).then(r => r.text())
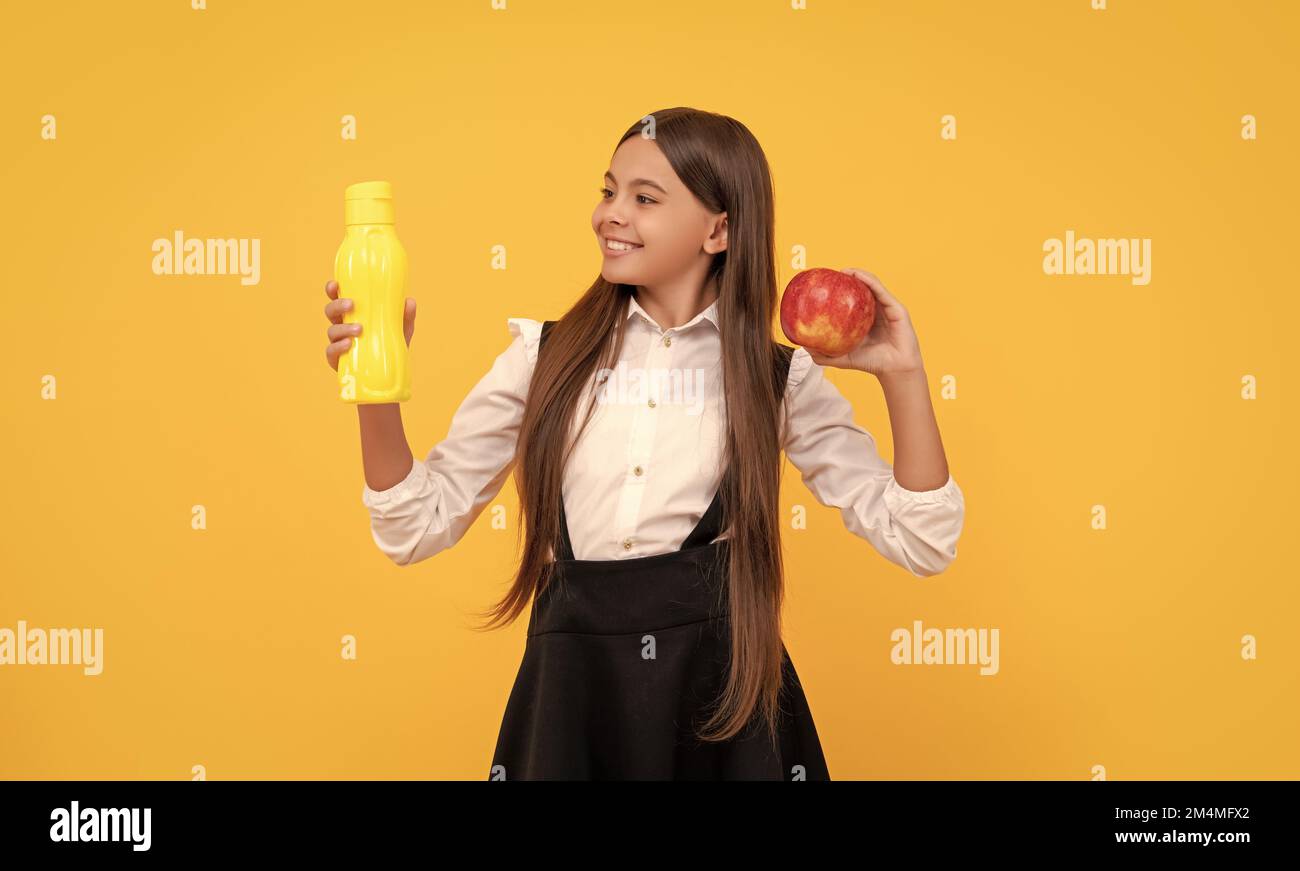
top-left (599, 187), bottom-right (656, 205)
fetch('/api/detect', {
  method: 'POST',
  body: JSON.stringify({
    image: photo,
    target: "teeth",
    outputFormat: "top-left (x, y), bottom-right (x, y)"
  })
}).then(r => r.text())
top-left (606, 239), bottom-right (641, 251)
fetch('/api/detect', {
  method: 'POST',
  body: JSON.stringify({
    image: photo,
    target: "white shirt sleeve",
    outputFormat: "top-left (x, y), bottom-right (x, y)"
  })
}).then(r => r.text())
top-left (360, 317), bottom-right (544, 566)
top-left (781, 346), bottom-right (965, 577)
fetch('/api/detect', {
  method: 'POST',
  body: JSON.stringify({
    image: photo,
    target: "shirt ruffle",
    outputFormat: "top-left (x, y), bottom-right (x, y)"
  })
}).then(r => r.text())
top-left (506, 317), bottom-right (544, 367)
top-left (785, 345), bottom-right (815, 392)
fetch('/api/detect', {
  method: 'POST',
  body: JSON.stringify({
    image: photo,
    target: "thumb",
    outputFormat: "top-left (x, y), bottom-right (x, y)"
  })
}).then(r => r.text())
top-left (403, 298), bottom-right (417, 344)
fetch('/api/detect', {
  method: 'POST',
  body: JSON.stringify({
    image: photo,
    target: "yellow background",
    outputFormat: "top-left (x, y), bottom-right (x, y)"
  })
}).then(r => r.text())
top-left (2, 0), bottom-right (1296, 779)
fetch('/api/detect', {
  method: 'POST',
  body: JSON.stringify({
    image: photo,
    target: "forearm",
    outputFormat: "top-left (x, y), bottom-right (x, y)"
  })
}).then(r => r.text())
top-left (877, 367), bottom-right (950, 491)
top-left (358, 403), bottom-right (415, 491)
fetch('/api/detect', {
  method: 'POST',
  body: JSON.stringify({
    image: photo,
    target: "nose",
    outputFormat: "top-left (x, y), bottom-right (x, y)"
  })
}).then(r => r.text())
top-left (600, 198), bottom-right (626, 225)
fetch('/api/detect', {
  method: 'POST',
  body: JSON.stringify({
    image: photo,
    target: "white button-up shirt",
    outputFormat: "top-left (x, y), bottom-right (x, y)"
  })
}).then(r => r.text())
top-left (362, 293), bottom-right (965, 574)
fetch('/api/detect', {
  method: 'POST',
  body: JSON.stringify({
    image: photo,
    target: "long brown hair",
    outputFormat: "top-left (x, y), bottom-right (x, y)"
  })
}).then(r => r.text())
top-left (472, 107), bottom-right (793, 745)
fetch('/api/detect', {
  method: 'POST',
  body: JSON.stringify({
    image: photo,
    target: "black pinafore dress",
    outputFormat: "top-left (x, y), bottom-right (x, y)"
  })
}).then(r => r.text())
top-left (488, 320), bottom-right (831, 780)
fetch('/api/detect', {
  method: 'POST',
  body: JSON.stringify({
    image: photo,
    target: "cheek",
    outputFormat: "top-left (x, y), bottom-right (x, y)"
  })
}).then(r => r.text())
top-left (646, 215), bottom-right (693, 255)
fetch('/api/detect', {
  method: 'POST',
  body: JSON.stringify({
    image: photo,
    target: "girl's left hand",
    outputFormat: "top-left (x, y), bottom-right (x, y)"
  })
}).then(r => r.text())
top-left (805, 268), bottom-right (925, 377)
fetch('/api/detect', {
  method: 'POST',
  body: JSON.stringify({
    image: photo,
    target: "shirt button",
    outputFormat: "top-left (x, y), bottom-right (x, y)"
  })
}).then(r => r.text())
top-left (622, 537), bottom-right (633, 550)
top-left (647, 398), bottom-right (656, 408)
top-left (662, 335), bottom-right (672, 347)
top-left (633, 465), bottom-right (643, 476)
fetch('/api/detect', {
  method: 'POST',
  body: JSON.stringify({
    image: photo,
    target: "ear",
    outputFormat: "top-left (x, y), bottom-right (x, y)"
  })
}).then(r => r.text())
top-left (704, 212), bottom-right (728, 255)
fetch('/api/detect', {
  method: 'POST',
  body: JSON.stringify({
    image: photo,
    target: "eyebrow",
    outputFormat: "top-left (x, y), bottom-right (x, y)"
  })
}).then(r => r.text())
top-left (604, 170), bottom-right (668, 195)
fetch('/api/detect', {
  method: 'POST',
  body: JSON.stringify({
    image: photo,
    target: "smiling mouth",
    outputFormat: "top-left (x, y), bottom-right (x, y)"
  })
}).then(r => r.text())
top-left (605, 238), bottom-right (643, 251)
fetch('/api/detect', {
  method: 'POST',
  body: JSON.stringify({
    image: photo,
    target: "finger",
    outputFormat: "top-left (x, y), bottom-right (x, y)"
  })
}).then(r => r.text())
top-left (842, 267), bottom-right (881, 294)
top-left (807, 348), bottom-right (840, 367)
top-left (850, 269), bottom-right (899, 308)
top-left (328, 322), bottom-right (362, 342)
top-left (844, 268), bottom-right (904, 319)
top-left (324, 297), bottom-right (353, 325)
top-left (325, 279), bottom-right (339, 300)
top-left (325, 337), bottom-right (352, 369)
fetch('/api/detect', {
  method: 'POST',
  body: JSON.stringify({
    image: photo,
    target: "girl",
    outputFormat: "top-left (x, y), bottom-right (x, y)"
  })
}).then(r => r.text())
top-left (323, 107), bottom-right (965, 781)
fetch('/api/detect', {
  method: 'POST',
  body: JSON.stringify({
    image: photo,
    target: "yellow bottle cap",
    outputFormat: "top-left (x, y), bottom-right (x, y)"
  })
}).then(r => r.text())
top-left (344, 180), bottom-right (395, 225)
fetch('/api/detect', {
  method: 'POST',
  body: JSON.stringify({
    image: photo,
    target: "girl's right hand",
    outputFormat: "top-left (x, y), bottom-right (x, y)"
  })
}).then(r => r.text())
top-left (323, 279), bottom-right (417, 371)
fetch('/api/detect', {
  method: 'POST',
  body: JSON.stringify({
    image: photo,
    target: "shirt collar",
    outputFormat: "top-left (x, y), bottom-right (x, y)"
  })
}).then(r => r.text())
top-left (625, 292), bottom-right (720, 334)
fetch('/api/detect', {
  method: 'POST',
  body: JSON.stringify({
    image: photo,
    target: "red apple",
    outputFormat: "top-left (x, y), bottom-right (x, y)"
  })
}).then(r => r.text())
top-left (780, 268), bottom-right (875, 357)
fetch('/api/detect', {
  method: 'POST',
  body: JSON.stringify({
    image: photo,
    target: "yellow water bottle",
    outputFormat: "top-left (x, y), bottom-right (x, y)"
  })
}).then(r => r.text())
top-left (335, 180), bottom-right (411, 403)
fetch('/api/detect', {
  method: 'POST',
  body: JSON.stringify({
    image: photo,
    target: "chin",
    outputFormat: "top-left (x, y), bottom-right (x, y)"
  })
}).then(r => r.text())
top-left (602, 265), bottom-right (642, 284)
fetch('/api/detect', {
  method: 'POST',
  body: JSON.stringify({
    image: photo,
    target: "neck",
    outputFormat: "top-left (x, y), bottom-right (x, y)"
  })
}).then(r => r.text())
top-left (634, 275), bottom-right (719, 330)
